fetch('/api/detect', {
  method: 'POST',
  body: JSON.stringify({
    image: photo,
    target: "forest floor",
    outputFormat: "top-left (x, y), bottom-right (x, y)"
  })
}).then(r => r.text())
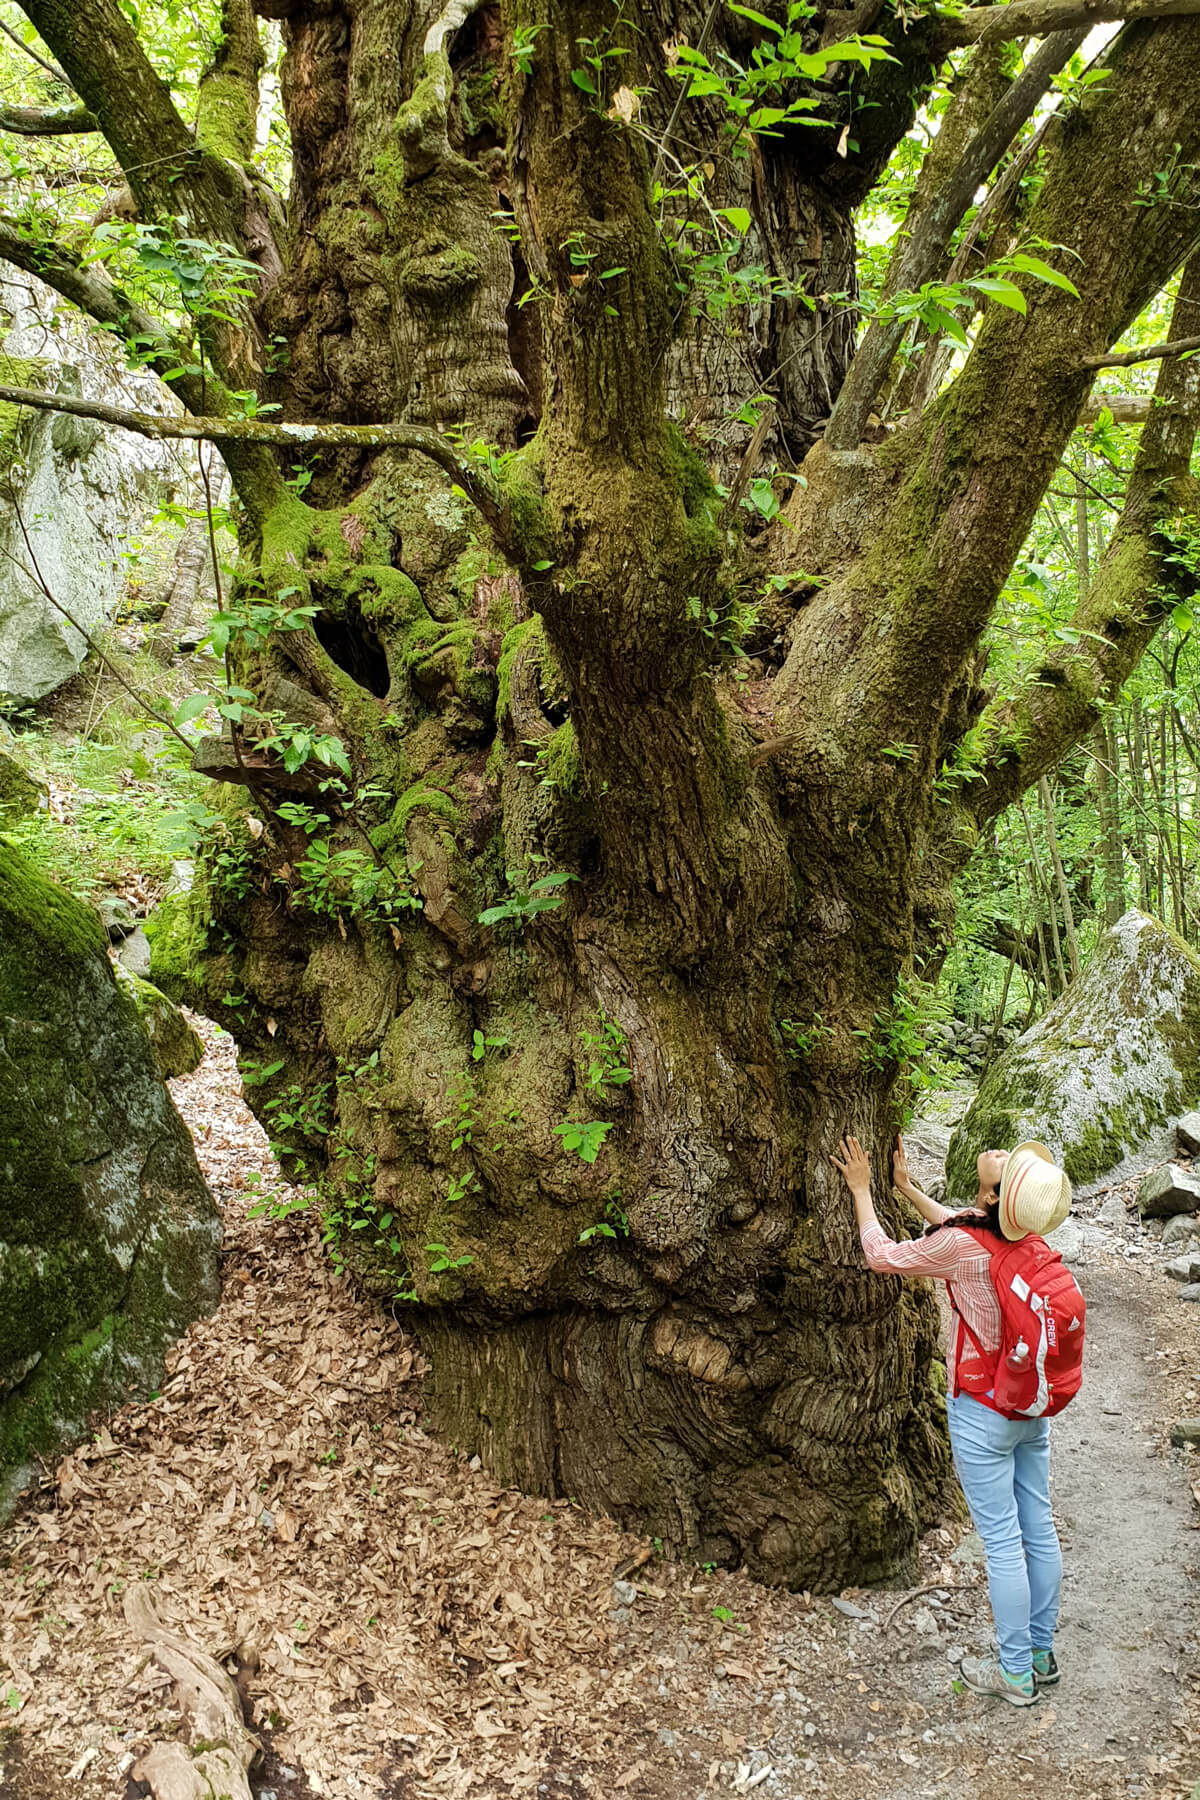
top-left (2, 1021), bottom-right (1199, 1800)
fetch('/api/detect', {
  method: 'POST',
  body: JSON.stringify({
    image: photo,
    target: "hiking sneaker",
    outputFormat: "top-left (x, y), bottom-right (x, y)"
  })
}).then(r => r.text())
top-left (959, 1653), bottom-right (1039, 1707)
top-left (1032, 1649), bottom-right (1060, 1688)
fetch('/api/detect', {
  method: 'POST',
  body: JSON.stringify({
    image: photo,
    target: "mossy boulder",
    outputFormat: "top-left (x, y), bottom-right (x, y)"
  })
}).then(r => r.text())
top-left (0, 749), bottom-right (41, 823)
top-left (0, 840), bottom-right (220, 1515)
top-left (946, 911), bottom-right (1200, 1197)
top-left (111, 963), bottom-right (205, 1079)
top-left (143, 887), bottom-right (209, 1007)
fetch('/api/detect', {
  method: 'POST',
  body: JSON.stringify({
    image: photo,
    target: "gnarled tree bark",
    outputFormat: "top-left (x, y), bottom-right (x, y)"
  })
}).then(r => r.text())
top-left (9, 0), bottom-right (1200, 1589)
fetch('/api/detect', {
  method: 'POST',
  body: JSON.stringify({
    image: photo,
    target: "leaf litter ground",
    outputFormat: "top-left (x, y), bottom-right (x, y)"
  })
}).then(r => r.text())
top-left (1, 1021), bottom-right (1198, 1800)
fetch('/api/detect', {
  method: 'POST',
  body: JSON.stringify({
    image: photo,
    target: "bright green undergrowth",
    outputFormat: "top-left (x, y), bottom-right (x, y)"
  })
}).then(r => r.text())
top-left (3, 660), bottom-right (212, 901)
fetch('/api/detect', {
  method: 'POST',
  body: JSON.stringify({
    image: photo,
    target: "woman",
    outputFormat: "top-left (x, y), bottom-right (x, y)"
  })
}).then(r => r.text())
top-left (831, 1132), bottom-right (1072, 1707)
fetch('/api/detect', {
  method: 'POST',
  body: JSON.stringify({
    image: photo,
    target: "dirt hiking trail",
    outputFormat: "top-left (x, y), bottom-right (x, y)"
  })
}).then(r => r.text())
top-left (1, 1024), bottom-right (1197, 1800)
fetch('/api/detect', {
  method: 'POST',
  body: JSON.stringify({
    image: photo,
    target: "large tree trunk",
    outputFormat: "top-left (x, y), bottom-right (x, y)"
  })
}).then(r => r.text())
top-left (59, 0), bottom-right (1199, 1589)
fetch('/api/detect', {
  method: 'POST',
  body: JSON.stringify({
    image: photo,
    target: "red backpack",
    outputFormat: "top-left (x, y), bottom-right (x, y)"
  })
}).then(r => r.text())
top-left (951, 1229), bottom-right (1086, 1420)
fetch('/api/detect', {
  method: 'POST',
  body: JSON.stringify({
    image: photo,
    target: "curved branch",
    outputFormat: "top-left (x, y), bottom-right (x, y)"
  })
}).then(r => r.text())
top-left (952, 256), bottom-right (1200, 841)
top-left (933, 0), bottom-right (1200, 47)
top-left (0, 378), bottom-right (524, 555)
top-left (0, 100), bottom-right (97, 133)
top-left (424, 0), bottom-right (485, 57)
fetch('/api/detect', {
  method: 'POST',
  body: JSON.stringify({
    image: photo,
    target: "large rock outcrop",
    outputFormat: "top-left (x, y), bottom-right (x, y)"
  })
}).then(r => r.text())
top-left (945, 911), bottom-right (1200, 1197)
top-left (0, 269), bottom-right (177, 704)
top-left (0, 356), bottom-right (171, 703)
top-left (0, 841), bottom-right (220, 1514)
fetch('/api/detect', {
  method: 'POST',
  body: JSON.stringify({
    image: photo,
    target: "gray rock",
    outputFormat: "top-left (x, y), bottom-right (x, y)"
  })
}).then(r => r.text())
top-left (1178, 1284), bottom-right (1200, 1303)
top-left (115, 924), bottom-right (152, 978)
top-left (1177, 1112), bottom-right (1200, 1155)
top-left (830, 1597), bottom-right (874, 1621)
top-left (1138, 1165), bottom-right (1200, 1220)
top-left (611, 1579), bottom-right (638, 1606)
top-left (1164, 1253), bottom-right (1200, 1282)
top-left (906, 1119), bottom-right (954, 1161)
top-left (946, 913), bottom-right (1200, 1199)
top-left (1099, 1192), bottom-right (1130, 1227)
top-left (950, 1530), bottom-right (987, 1566)
top-left (0, 277), bottom-right (172, 704)
top-left (111, 963), bottom-right (204, 1079)
top-left (1169, 1419), bottom-right (1200, 1446)
top-left (1161, 1212), bottom-right (1200, 1250)
top-left (97, 895), bottom-right (137, 941)
top-left (1050, 1214), bottom-right (1084, 1264)
top-left (0, 841), bottom-right (220, 1517)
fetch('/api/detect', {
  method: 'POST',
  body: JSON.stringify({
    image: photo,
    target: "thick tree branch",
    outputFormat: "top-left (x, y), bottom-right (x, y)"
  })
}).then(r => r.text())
top-left (933, 0), bottom-right (1200, 45)
top-left (1083, 333), bottom-right (1200, 369)
top-left (1082, 393), bottom-right (1155, 422)
top-left (956, 257), bottom-right (1200, 839)
top-left (196, 0), bottom-right (264, 165)
top-left (776, 18), bottom-right (1200, 784)
top-left (16, 0), bottom-right (247, 255)
top-left (0, 379), bottom-right (521, 553)
top-left (0, 99), bottom-right (96, 133)
top-left (826, 30), bottom-right (1083, 450)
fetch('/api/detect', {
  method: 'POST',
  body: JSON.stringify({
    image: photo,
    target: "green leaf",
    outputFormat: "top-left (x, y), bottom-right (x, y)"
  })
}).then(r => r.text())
top-left (923, 303), bottom-right (968, 348)
top-left (720, 207), bottom-right (752, 234)
top-left (531, 559), bottom-right (553, 571)
top-left (727, 3), bottom-right (784, 30)
top-left (747, 105), bottom-right (790, 129)
top-left (970, 277), bottom-right (1027, 315)
top-left (1008, 253), bottom-right (1080, 298)
top-left (570, 67), bottom-right (597, 93)
top-left (173, 693), bottom-right (211, 726)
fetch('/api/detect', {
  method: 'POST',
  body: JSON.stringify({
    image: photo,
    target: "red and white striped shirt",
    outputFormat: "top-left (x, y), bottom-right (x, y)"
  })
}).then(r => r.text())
top-left (860, 1217), bottom-right (1002, 1389)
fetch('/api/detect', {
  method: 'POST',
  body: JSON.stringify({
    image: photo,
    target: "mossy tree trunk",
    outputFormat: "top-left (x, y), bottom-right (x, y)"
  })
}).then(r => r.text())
top-left (10, 0), bottom-right (1200, 1587)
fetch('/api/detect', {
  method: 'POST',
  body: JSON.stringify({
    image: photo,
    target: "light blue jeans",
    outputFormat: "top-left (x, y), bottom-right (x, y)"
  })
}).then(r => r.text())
top-left (946, 1390), bottom-right (1062, 1677)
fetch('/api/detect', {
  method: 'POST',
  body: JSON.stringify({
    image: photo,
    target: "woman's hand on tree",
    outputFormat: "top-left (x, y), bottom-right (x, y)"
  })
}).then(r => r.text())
top-left (893, 1134), bottom-right (914, 1194)
top-left (831, 1135), bottom-right (872, 1200)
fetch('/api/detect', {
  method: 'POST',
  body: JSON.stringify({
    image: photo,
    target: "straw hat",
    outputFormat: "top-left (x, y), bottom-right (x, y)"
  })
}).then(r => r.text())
top-left (998, 1141), bottom-right (1072, 1241)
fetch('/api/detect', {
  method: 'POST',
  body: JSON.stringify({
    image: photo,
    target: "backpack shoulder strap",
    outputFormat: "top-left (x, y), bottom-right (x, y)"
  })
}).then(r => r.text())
top-left (944, 1223), bottom-right (999, 1361)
